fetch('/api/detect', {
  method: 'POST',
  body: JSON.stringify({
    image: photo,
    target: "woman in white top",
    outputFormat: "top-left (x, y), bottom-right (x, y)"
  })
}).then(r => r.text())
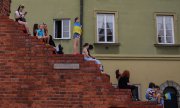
top-left (82, 43), bottom-right (104, 72)
top-left (15, 5), bottom-right (30, 35)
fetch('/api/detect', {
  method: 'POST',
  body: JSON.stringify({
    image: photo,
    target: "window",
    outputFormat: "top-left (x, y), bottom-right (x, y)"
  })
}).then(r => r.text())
top-left (97, 14), bottom-right (115, 43)
top-left (53, 19), bottom-right (71, 39)
top-left (156, 16), bottom-right (174, 44)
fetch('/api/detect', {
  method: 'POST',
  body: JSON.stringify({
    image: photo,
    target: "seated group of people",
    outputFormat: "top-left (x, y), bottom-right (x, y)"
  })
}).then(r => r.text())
top-left (146, 82), bottom-right (164, 105)
top-left (15, 4), bottom-right (63, 54)
top-left (33, 23), bottom-right (64, 54)
top-left (116, 70), bottom-right (164, 104)
top-left (15, 5), bottom-right (49, 43)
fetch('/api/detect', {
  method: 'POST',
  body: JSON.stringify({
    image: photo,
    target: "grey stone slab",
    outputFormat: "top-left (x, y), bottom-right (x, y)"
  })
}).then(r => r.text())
top-left (54, 63), bottom-right (80, 70)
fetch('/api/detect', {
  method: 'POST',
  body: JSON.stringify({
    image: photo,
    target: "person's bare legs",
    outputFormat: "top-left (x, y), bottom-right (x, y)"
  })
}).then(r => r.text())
top-left (73, 38), bottom-right (79, 54)
top-left (46, 36), bottom-right (50, 44)
top-left (43, 36), bottom-right (49, 44)
top-left (18, 21), bottom-right (30, 35)
top-left (157, 94), bottom-right (161, 104)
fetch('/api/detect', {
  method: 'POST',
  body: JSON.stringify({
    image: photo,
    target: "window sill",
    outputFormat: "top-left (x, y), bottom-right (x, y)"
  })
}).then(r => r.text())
top-left (154, 44), bottom-right (180, 47)
top-left (93, 43), bottom-right (120, 46)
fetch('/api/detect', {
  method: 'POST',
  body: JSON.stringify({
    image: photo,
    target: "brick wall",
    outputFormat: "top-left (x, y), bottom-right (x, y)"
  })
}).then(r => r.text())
top-left (0, 16), bottom-right (162, 108)
top-left (0, 0), bottom-right (11, 16)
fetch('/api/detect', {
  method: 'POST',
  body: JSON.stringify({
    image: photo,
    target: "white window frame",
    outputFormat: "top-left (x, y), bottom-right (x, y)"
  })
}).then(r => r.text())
top-left (156, 15), bottom-right (175, 44)
top-left (53, 19), bottom-right (71, 39)
top-left (97, 14), bottom-right (115, 43)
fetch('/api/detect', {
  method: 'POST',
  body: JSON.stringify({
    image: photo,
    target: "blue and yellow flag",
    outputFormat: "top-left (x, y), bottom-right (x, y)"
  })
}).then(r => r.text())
top-left (165, 92), bottom-right (171, 100)
top-left (73, 22), bottom-right (82, 35)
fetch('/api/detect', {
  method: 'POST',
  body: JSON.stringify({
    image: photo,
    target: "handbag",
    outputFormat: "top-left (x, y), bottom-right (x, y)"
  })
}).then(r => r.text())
top-left (18, 11), bottom-right (26, 22)
top-left (19, 17), bottom-right (26, 22)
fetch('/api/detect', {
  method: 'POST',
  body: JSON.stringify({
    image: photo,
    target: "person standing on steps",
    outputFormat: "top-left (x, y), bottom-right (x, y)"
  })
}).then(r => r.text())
top-left (82, 43), bottom-right (104, 72)
top-left (73, 17), bottom-right (82, 54)
top-left (15, 5), bottom-right (30, 35)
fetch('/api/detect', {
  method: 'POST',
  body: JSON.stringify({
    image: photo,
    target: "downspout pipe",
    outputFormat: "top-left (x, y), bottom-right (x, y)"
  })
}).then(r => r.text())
top-left (80, 0), bottom-right (83, 54)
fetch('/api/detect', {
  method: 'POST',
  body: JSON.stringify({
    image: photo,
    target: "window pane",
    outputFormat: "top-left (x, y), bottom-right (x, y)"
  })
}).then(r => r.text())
top-left (158, 30), bottom-right (164, 37)
top-left (165, 16), bottom-right (173, 23)
top-left (106, 15), bottom-right (113, 29)
top-left (55, 20), bottom-right (62, 38)
top-left (166, 30), bottom-right (172, 36)
top-left (97, 14), bottom-right (105, 29)
top-left (158, 37), bottom-right (165, 43)
top-left (99, 35), bottom-right (105, 42)
top-left (157, 16), bottom-right (163, 24)
top-left (166, 36), bottom-right (173, 43)
top-left (98, 28), bottom-right (105, 35)
top-left (62, 20), bottom-right (70, 38)
top-left (107, 29), bottom-right (113, 35)
top-left (63, 20), bottom-right (69, 25)
top-left (157, 16), bottom-right (164, 38)
top-left (166, 23), bottom-right (172, 30)
top-left (106, 15), bottom-right (114, 42)
top-left (63, 32), bottom-right (69, 38)
top-left (157, 23), bottom-right (164, 30)
top-left (107, 36), bottom-right (113, 42)
top-left (97, 14), bottom-right (105, 42)
top-left (165, 16), bottom-right (173, 30)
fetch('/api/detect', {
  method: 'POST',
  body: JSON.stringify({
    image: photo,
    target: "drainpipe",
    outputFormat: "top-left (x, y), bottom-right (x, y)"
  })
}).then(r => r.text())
top-left (80, 0), bottom-right (83, 54)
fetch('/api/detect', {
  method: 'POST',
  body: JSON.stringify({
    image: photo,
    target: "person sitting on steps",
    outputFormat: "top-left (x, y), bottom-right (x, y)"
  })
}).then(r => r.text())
top-left (82, 43), bottom-right (104, 72)
top-left (33, 23), bottom-right (39, 36)
top-left (43, 23), bottom-right (49, 43)
top-left (36, 24), bottom-right (46, 42)
top-left (146, 82), bottom-right (157, 102)
top-left (115, 69), bottom-right (121, 81)
top-left (154, 85), bottom-right (164, 105)
top-left (48, 35), bottom-right (56, 47)
top-left (15, 4), bottom-right (30, 35)
top-left (118, 70), bottom-right (139, 101)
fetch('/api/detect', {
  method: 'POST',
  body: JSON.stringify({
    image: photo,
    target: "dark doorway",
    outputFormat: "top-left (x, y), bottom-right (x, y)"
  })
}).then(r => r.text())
top-left (163, 87), bottom-right (178, 108)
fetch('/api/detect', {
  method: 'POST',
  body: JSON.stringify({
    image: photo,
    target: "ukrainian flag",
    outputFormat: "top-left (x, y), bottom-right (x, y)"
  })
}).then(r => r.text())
top-left (165, 92), bottom-right (171, 100)
top-left (73, 22), bottom-right (82, 35)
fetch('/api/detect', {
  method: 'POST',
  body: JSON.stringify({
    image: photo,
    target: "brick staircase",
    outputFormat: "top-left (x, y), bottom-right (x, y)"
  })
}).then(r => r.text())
top-left (0, 0), bottom-right (11, 16)
top-left (0, 15), bottom-right (163, 108)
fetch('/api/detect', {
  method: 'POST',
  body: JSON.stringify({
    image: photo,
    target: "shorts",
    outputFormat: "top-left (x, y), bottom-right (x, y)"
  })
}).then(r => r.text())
top-left (73, 33), bottom-right (80, 39)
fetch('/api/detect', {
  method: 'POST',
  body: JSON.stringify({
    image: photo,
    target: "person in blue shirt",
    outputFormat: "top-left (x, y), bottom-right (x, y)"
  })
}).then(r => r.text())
top-left (36, 24), bottom-right (45, 38)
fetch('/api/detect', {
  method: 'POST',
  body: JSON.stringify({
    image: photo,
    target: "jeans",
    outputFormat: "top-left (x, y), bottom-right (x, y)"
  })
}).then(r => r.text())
top-left (84, 57), bottom-right (103, 71)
